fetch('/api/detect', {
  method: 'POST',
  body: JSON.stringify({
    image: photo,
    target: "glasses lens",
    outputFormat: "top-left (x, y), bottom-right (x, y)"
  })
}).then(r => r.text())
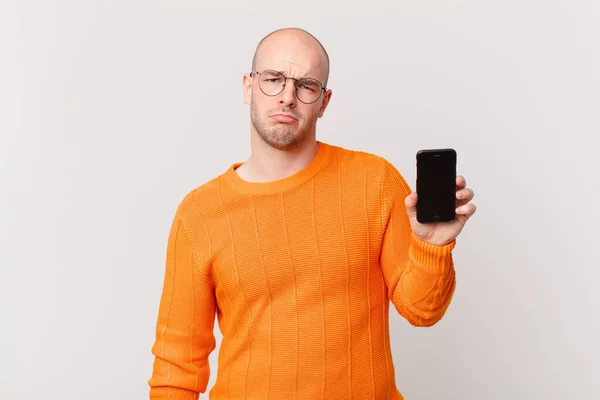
top-left (296, 78), bottom-right (322, 103)
top-left (258, 70), bottom-right (285, 96)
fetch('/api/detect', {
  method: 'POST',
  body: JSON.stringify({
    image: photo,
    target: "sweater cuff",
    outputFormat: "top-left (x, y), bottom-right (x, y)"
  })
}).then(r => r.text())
top-left (409, 233), bottom-right (456, 272)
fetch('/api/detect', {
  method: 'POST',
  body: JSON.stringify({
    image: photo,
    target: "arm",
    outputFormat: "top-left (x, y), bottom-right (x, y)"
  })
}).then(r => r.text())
top-left (148, 212), bottom-right (217, 399)
top-left (379, 160), bottom-right (457, 327)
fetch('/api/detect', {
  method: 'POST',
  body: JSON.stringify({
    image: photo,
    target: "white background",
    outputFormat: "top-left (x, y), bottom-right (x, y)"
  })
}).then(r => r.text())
top-left (1, 1), bottom-right (598, 399)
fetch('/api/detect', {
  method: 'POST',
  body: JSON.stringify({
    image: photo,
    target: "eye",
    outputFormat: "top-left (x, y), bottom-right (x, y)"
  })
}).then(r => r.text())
top-left (261, 71), bottom-right (284, 84)
top-left (297, 79), bottom-right (320, 92)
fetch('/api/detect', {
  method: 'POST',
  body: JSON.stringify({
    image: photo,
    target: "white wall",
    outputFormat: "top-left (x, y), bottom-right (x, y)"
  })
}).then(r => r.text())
top-left (1, 1), bottom-right (598, 399)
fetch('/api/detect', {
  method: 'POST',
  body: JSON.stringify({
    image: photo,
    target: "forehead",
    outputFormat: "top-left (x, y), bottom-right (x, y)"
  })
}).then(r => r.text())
top-left (255, 37), bottom-right (327, 80)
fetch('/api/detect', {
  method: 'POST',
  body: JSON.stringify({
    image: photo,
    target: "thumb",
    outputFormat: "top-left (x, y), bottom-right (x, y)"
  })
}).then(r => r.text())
top-left (405, 192), bottom-right (418, 220)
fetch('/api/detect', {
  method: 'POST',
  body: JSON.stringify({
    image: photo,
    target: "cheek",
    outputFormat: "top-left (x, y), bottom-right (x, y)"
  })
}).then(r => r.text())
top-left (250, 97), bottom-right (263, 113)
top-left (302, 104), bottom-right (321, 119)
top-left (253, 97), bottom-right (274, 113)
top-left (251, 99), bottom-right (274, 121)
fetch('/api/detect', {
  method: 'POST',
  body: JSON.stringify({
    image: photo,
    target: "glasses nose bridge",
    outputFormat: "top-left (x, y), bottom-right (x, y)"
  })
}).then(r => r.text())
top-left (281, 75), bottom-right (299, 90)
top-left (279, 75), bottom-right (299, 101)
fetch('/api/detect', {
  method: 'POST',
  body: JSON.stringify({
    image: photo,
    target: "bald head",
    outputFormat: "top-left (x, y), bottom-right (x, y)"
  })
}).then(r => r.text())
top-left (251, 28), bottom-right (330, 87)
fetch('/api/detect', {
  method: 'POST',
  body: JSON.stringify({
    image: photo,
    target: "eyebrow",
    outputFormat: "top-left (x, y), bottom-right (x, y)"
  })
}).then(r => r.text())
top-left (270, 69), bottom-right (317, 81)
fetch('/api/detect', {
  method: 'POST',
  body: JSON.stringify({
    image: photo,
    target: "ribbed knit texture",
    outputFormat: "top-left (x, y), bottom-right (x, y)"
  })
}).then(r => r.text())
top-left (148, 141), bottom-right (457, 400)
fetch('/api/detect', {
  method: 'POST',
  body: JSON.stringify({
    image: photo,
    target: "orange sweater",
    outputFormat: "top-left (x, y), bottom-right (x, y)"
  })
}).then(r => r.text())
top-left (148, 141), bottom-right (457, 400)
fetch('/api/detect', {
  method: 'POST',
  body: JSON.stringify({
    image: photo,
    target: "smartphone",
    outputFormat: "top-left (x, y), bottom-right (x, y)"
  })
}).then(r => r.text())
top-left (416, 148), bottom-right (457, 223)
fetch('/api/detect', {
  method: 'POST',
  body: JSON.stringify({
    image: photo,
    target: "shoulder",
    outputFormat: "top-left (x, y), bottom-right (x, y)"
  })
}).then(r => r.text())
top-left (325, 142), bottom-right (411, 198)
top-left (174, 173), bottom-right (226, 223)
top-left (325, 142), bottom-right (401, 178)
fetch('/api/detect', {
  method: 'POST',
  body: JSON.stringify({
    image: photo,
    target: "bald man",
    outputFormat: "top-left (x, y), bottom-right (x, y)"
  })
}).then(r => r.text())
top-left (148, 28), bottom-right (476, 400)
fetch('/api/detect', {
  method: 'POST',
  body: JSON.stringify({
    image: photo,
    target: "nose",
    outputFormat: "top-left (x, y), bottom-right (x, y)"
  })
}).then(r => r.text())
top-left (278, 79), bottom-right (297, 107)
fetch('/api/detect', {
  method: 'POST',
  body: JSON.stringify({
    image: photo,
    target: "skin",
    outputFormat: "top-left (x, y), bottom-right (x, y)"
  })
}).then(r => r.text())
top-left (239, 28), bottom-right (331, 183)
top-left (239, 28), bottom-right (476, 246)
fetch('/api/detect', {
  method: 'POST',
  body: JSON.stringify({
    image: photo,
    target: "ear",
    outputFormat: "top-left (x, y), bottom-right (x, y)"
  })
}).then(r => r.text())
top-left (317, 89), bottom-right (332, 118)
top-left (243, 73), bottom-right (253, 105)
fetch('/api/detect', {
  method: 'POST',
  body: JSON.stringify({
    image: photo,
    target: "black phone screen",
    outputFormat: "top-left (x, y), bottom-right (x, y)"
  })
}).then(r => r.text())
top-left (416, 149), bottom-right (457, 223)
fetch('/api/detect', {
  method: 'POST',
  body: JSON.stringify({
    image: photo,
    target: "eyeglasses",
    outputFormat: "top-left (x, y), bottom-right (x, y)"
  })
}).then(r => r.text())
top-left (250, 70), bottom-right (327, 104)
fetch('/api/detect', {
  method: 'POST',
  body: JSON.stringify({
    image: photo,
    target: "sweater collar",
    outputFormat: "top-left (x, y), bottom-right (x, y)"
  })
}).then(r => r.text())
top-left (222, 141), bottom-right (335, 196)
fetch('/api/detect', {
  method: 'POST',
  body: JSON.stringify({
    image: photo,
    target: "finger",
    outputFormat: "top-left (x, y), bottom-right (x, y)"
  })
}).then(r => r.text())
top-left (456, 175), bottom-right (466, 190)
top-left (456, 203), bottom-right (477, 218)
top-left (405, 191), bottom-right (418, 208)
top-left (456, 187), bottom-right (474, 201)
top-left (404, 192), bottom-right (418, 219)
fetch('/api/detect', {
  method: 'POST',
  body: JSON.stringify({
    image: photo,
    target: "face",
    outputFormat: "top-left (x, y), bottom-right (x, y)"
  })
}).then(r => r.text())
top-left (243, 35), bottom-right (332, 151)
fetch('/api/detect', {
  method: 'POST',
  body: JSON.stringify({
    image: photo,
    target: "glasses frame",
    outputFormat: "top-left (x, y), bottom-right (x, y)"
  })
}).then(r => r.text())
top-left (250, 70), bottom-right (327, 104)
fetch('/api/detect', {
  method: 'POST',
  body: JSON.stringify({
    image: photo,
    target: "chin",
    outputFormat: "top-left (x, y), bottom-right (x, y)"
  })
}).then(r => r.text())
top-left (259, 129), bottom-right (305, 150)
top-left (251, 112), bottom-right (316, 151)
top-left (264, 135), bottom-right (301, 150)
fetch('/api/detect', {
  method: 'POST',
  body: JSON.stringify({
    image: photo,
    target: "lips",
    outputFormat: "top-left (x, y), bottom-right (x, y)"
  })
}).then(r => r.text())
top-left (270, 114), bottom-right (298, 123)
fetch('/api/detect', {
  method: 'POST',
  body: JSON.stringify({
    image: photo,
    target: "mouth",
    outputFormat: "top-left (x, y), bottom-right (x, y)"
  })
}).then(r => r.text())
top-left (269, 113), bottom-right (298, 123)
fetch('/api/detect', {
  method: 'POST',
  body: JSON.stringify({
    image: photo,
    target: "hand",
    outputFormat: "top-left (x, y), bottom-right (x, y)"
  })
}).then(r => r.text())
top-left (404, 175), bottom-right (476, 246)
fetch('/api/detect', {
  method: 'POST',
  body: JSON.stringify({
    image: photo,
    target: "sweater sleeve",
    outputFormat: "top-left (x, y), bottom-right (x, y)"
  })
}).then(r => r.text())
top-left (379, 159), bottom-right (457, 327)
top-left (148, 212), bottom-right (217, 399)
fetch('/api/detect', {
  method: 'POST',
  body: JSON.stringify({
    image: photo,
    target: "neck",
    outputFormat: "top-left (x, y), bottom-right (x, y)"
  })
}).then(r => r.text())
top-left (238, 131), bottom-right (319, 183)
